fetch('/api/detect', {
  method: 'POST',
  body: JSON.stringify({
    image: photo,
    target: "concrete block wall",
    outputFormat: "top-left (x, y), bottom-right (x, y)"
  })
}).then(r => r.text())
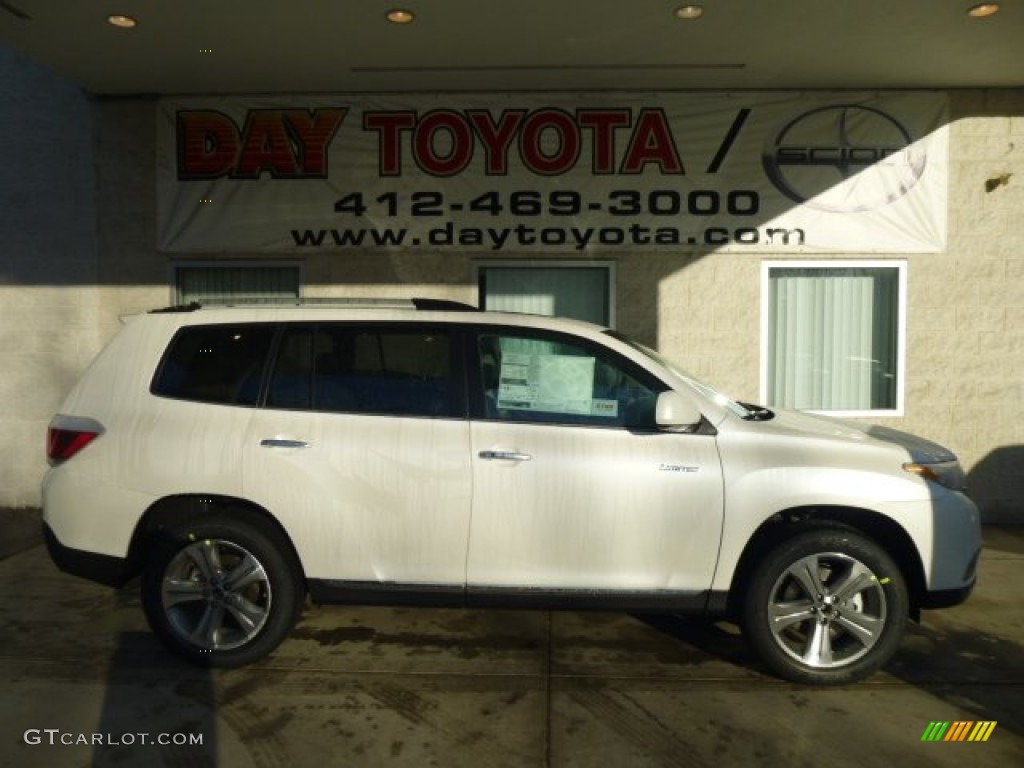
top-left (644, 91), bottom-right (1024, 521)
top-left (0, 47), bottom-right (100, 506)
top-left (910, 90), bottom-right (1024, 521)
top-left (3, 69), bottom-right (1022, 522)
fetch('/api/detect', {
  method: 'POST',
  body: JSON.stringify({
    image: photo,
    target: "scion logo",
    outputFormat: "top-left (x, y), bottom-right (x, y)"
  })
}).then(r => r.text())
top-left (763, 104), bottom-right (927, 213)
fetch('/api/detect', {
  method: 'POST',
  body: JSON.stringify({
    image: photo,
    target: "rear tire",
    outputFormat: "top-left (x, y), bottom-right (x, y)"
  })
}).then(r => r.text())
top-left (141, 515), bottom-right (303, 667)
top-left (741, 528), bottom-right (909, 685)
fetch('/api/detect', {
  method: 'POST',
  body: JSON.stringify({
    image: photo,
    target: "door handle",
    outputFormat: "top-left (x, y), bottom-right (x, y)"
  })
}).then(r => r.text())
top-left (478, 450), bottom-right (532, 462)
top-left (260, 438), bottom-right (311, 449)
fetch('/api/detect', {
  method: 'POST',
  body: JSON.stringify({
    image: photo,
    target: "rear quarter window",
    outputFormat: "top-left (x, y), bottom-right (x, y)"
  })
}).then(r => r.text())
top-left (152, 324), bottom-right (275, 406)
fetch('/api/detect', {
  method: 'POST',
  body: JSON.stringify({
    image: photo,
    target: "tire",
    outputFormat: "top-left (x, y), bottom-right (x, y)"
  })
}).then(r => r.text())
top-left (741, 528), bottom-right (909, 685)
top-left (141, 515), bottom-right (304, 667)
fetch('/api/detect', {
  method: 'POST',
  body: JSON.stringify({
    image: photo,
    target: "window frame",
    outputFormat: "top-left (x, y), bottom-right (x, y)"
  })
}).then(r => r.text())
top-left (170, 261), bottom-right (302, 305)
top-left (759, 259), bottom-right (908, 418)
top-left (475, 260), bottom-right (617, 327)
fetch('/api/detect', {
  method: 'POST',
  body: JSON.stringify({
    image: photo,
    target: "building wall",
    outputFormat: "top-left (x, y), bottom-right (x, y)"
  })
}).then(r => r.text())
top-left (924, 90), bottom-right (1024, 520)
top-left (0, 47), bottom-right (101, 506)
top-left (3, 60), bottom-right (1022, 521)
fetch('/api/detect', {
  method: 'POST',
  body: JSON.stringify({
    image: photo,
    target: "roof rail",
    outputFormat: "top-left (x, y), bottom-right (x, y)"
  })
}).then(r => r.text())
top-left (149, 297), bottom-right (478, 313)
top-left (410, 298), bottom-right (477, 311)
top-left (149, 302), bottom-right (202, 314)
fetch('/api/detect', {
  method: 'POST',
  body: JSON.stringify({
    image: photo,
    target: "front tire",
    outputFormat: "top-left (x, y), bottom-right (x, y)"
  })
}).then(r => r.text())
top-left (741, 528), bottom-right (909, 685)
top-left (141, 515), bottom-right (303, 667)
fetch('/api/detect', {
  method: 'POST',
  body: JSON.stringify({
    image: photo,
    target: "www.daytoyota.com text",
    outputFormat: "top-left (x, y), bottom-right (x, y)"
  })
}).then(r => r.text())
top-left (290, 188), bottom-right (807, 251)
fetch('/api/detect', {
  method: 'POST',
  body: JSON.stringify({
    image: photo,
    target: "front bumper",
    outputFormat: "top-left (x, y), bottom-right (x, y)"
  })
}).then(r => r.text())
top-left (921, 543), bottom-right (980, 609)
top-left (921, 581), bottom-right (976, 610)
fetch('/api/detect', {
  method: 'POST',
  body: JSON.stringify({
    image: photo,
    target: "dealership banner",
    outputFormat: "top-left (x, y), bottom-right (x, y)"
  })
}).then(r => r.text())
top-left (156, 92), bottom-right (948, 254)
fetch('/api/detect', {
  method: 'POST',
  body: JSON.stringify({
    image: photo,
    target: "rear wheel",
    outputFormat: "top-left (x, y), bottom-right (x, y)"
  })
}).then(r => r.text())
top-left (141, 515), bottom-right (303, 667)
top-left (741, 528), bottom-right (909, 685)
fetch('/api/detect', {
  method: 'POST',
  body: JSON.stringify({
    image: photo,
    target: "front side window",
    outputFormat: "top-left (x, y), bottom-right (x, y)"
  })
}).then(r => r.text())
top-left (152, 324), bottom-right (274, 406)
top-left (762, 262), bottom-right (905, 415)
top-left (266, 325), bottom-right (457, 418)
top-left (476, 331), bottom-right (662, 428)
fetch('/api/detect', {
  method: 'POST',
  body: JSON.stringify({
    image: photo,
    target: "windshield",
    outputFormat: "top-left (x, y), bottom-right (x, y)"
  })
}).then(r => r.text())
top-left (604, 331), bottom-right (753, 420)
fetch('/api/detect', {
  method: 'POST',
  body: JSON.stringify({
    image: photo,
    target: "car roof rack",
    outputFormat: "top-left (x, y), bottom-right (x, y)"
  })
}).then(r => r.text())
top-left (150, 297), bottom-right (478, 313)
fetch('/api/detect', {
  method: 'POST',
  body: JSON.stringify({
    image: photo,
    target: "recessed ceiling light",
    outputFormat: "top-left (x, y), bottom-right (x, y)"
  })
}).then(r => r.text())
top-left (386, 9), bottom-right (415, 24)
top-left (106, 14), bottom-right (138, 29)
top-left (967, 3), bottom-right (1000, 17)
top-left (674, 5), bottom-right (704, 20)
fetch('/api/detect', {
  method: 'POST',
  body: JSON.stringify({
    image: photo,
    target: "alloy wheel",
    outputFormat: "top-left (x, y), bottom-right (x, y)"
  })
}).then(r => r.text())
top-left (160, 538), bottom-right (272, 651)
top-left (766, 551), bottom-right (887, 669)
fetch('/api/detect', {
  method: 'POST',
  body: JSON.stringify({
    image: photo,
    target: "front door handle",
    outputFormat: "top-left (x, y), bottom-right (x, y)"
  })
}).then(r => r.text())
top-left (478, 450), bottom-right (532, 462)
top-left (260, 438), bottom-right (311, 449)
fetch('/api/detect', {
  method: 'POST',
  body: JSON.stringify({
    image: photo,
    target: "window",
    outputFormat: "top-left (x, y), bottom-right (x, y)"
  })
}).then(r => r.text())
top-left (476, 331), bottom-right (662, 428)
top-left (152, 324), bottom-right (275, 406)
top-left (477, 263), bottom-right (614, 325)
top-left (266, 325), bottom-right (457, 418)
top-left (266, 326), bottom-right (314, 410)
top-left (762, 261), bottom-right (906, 415)
top-left (174, 265), bottom-right (300, 305)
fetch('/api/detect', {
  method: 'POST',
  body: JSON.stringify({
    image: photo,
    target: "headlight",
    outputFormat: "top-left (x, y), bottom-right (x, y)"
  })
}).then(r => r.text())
top-left (903, 460), bottom-right (966, 491)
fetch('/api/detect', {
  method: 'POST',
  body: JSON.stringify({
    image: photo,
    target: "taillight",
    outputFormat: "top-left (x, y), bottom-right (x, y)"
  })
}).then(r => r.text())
top-left (47, 426), bottom-right (101, 462)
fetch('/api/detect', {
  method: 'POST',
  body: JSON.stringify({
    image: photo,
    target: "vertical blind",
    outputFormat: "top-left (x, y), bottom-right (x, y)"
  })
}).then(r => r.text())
top-left (768, 267), bottom-right (899, 411)
top-left (480, 267), bottom-right (610, 325)
top-left (176, 266), bottom-right (300, 305)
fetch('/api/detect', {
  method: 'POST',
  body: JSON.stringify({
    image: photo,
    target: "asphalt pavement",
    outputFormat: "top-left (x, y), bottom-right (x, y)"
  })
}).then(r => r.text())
top-left (1, 510), bottom-right (1021, 767)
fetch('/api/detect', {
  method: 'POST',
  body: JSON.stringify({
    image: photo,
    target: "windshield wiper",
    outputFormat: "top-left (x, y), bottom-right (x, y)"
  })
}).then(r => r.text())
top-left (738, 402), bottom-right (775, 421)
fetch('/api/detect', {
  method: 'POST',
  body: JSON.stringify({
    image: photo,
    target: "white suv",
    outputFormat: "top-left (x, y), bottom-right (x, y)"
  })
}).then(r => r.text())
top-left (42, 299), bottom-right (981, 684)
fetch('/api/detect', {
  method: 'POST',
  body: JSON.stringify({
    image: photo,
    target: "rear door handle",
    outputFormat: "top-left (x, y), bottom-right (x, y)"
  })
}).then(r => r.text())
top-left (478, 450), bottom-right (532, 462)
top-left (260, 438), bottom-right (311, 449)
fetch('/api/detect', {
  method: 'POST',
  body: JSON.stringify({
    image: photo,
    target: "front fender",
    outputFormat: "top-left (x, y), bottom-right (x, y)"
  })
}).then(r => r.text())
top-left (711, 464), bottom-right (931, 594)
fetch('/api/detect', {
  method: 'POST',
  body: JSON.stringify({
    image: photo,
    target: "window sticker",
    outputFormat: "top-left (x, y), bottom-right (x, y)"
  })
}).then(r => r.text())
top-left (497, 353), bottom-right (605, 416)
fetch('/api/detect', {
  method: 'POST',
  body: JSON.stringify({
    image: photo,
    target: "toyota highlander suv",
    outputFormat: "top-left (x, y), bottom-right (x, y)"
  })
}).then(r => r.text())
top-left (42, 299), bottom-right (981, 684)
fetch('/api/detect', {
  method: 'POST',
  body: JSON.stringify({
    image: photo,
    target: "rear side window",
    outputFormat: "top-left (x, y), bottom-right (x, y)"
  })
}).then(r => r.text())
top-left (266, 325), bottom-right (458, 418)
top-left (153, 324), bottom-right (274, 406)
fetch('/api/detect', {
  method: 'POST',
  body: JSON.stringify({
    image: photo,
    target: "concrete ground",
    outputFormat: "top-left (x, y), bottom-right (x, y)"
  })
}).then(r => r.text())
top-left (0, 509), bottom-right (1021, 768)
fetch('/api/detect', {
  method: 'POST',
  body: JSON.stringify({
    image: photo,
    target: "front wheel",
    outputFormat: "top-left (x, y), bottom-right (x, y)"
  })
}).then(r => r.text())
top-left (141, 515), bottom-right (303, 667)
top-left (741, 528), bottom-right (909, 685)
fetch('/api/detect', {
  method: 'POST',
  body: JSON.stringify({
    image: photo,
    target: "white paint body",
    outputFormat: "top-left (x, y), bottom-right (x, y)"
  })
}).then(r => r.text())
top-left (42, 306), bottom-right (981, 602)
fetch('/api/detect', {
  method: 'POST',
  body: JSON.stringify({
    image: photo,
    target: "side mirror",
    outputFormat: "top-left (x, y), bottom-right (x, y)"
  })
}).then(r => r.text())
top-left (655, 391), bottom-right (703, 431)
